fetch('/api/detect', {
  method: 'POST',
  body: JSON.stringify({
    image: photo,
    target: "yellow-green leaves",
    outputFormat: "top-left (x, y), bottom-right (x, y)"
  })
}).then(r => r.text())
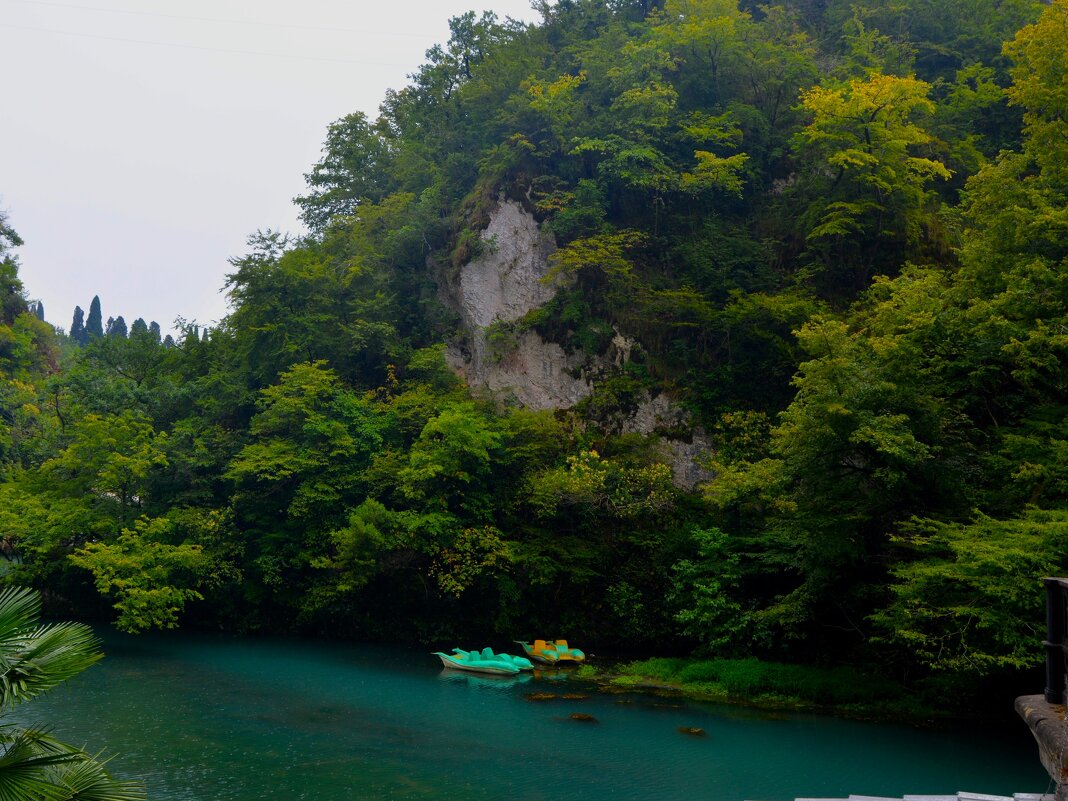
top-left (651, 0), bottom-right (750, 76)
top-left (527, 72), bottom-right (587, 152)
top-left (872, 509), bottom-right (1068, 672)
top-left (680, 151), bottom-right (749, 195)
top-left (548, 230), bottom-right (646, 279)
top-left (430, 525), bottom-right (510, 598)
top-left (527, 449), bottom-right (676, 520)
top-left (1004, 0), bottom-right (1068, 184)
top-left (69, 515), bottom-right (215, 633)
top-left (790, 71), bottom-right (954, 293)
top-left (798, 73), bottom-right (951, 242)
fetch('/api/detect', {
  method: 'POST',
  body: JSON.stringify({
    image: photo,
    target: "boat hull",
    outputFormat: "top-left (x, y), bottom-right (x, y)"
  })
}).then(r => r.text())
top-left (436, 654), bottom-right (519, 675)
top-left (515, 640), bottom-right (585, 665)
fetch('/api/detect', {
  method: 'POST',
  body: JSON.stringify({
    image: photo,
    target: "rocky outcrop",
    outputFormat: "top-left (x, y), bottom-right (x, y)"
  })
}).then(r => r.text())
top-left (621, 393), bottom-right (715, 491)
top-left (449, 330), bottom-right (592, 410)
top-left (442, 197), bottom-right (713, 489)
top-left (452, 199), bottom-right (560, 330)
top-left (444, 198), bottom-right (593, 410)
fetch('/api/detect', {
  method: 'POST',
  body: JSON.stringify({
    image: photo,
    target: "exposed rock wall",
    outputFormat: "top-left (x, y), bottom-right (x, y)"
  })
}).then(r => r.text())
top-left (442, 198), bottom-right (713, 489)
top-left (622, 393), bottom-right (715, 491)
top-left (444, 199), bottom-right (593, 410)
top-left (453, 200), bottom-right (560, 330)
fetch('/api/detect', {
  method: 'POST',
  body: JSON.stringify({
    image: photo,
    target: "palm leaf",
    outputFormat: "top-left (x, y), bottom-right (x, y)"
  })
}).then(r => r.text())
top-left (0, 590), bottom-right (144, 800)
top-left (0, 727), bottom-right (91, 801)
top-left (0, 726), bottom-right (145, 801)
top-left (0, 588), bottom-right (102, 708)
top-left (50, 756), bottom-right (146, 801)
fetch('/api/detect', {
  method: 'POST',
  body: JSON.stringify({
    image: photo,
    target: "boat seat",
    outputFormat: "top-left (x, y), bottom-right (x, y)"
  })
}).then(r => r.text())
top-left (482, 647), bottom-right (494, 660)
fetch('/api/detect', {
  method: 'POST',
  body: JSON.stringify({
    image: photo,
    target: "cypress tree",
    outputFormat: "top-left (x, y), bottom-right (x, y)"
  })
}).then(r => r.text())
top-left (162, 334), bottom-right (175, 348)
top-left (70, 306), bottom-right (86, 345)
top-left (130, 317), bottom-right (148, 336)
top-left (35, 301), bottom-right (45, 321)
top-left (149, 321), bottom-right (161, 343)
top-left (86, 296), bottom-right (103, 339)
top-left (106, 315), bottom-right (128, 338)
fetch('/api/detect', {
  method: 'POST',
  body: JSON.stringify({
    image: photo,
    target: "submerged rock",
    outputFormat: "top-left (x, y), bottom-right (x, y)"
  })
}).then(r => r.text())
top-left (677, 726), bottom-right (706, 737)
top-left (569, 712), bottom-right (597, 722)
top-left (525, 692), bottom-right (558, 702)
top-left (562, 693), bottom-right (589, 700)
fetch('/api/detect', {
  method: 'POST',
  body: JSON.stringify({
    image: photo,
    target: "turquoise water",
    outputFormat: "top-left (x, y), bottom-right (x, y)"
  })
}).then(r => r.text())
top-left (15, 632), bottom-right (1048, 801)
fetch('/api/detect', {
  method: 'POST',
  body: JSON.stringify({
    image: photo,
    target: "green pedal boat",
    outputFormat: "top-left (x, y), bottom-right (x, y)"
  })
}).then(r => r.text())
top-left (433, 647), bottom-right (534, 675)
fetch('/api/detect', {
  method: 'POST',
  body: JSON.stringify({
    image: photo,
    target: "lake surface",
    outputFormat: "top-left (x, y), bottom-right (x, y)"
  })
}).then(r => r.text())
top-left (16, 631), bottom-right (1048, 801)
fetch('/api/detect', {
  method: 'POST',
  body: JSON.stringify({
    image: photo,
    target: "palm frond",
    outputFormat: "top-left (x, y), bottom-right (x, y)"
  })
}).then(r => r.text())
top-left (0, 727), bottom-right (89, 801)
top-left (50, 756), bottom-right (146, 801)
top-left (0, 591), bottom-right (143, 801)
top-left (0, 726), bottom-right (145, 801)
top-left (0, 588), bottom-right (102, 708)
top-left (0, 590), bottom-right (41, 647)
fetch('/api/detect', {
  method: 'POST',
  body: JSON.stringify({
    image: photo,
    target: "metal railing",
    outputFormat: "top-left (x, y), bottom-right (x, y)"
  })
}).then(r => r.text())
top-left (1043, 577), bottom-right (1068, 704)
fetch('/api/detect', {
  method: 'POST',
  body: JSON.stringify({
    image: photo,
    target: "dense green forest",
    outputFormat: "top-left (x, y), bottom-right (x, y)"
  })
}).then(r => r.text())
top-left (2, 0), bottom-right (1066, 701)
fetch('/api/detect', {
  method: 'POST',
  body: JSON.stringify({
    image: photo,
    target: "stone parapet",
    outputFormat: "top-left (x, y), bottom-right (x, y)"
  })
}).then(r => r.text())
top-left (1016, 694), bottom-right (1068, 800)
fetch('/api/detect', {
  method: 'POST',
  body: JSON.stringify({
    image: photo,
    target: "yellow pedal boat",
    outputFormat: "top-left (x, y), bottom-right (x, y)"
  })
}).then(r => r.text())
top-left (515, 639), bottom-right (586, 665)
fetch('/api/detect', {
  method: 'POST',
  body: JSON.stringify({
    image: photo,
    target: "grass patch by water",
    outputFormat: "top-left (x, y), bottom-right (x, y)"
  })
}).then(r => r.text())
top-left (593, 657), bottom-right (929, 719)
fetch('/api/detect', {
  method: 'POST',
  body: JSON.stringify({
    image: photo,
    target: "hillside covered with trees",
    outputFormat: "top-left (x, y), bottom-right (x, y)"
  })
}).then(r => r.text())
top-left (1, 0), bottom-right (1066, 705)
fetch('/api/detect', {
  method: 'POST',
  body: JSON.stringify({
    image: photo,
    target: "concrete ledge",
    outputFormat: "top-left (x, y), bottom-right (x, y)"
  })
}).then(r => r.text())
top-left (1016, 694), bottom-right (1068, 796)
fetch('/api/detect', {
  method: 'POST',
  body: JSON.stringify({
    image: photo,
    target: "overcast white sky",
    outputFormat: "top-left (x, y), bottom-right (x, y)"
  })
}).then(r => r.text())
top-left (1, 0), bottom-right (538, 333)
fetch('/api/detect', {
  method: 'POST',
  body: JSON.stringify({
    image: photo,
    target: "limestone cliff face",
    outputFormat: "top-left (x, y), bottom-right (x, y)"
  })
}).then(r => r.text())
top-left (452, 199), bottom-right (559, 331)
top-left (442, 198), bottom-right (713, 490)
top-left (444, 199), bottom-right (593, 410)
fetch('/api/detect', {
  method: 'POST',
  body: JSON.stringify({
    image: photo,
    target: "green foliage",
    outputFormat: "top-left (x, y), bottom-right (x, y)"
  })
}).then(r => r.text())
top-left (0, 587), bottom-right (146, 800)
top-left (0, 0), bottom-right (1062, 700)
top-left (69, 512), bottom-right (222, 633)
top-left (669, 527), bottom-right (749, 653)
top-left (528, 449), bottom-right (675, 521)
top-left (872, 509), bottom-right (1068, 673)
top-left (229, 361), bottom-right (381, 521)
top-left (85, 297), bottom-right (102, 341)
top-left (295, 113), bottom-right (395, 231)
top-left (398, 403), bottom-right (503, 518)
top-left (793, 72), bottom-right (952, 294)
top-left (617, 655), bottom-right (902, 706)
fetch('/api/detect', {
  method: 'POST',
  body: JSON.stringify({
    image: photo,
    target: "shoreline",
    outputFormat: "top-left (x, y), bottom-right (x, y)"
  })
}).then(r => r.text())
top-left (570, 658), bottom-right (1008, 726)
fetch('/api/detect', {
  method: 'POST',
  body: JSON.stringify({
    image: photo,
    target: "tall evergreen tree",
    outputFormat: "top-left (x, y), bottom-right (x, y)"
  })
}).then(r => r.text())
top-left (130, 317), bottom-right (148, 336)
top-left (106, 316), bottom-right (128, 338)
top-left (34, 301), bottom-right (45, 321)
top-left (148, 321), bottom-right (161, 342)
top-left (86, 295), bottom-right (103, 339)
top-left (70, 306), bottom-right (87, 345)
